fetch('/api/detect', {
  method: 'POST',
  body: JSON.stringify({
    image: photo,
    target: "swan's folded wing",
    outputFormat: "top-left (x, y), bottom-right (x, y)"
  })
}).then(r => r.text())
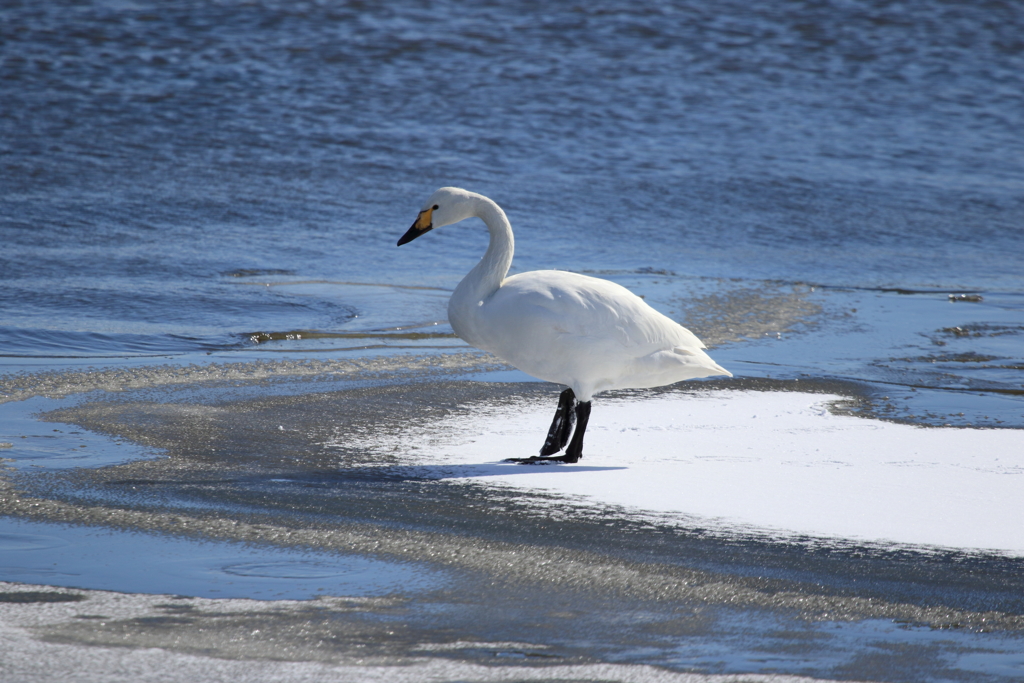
top-left (491, 270), bottom-right (706, 354)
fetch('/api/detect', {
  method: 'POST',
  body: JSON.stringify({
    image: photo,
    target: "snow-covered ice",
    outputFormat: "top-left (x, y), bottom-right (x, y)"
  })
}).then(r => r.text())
top-left (373, 391), bottom-right (1024, 555)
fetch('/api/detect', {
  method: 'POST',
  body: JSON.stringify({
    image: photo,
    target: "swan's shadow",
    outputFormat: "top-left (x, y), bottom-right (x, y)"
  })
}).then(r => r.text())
top-left (419, 463), bottom-right (627, 480)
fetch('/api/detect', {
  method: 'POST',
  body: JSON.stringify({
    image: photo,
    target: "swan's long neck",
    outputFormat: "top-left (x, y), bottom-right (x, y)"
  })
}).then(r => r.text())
top-left (448, 195), bottom-right (513, 345)
top-left (458, 196), bottom-right (514, 302)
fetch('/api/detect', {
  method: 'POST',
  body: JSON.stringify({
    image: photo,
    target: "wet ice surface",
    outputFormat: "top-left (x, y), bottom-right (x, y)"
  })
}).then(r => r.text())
top-left (3, 362), bottom-right (1024, 681)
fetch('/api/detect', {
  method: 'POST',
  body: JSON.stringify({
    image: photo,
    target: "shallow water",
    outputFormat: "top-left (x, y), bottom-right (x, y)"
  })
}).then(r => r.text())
top-left (2, 0), bottom-right (1024, 680)
top-left (0, 517), bottom-right (444, 600)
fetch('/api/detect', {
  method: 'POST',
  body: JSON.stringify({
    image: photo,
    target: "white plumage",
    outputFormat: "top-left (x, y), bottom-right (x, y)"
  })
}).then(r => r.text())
top-left (398, 187), bottom-right (731, 463)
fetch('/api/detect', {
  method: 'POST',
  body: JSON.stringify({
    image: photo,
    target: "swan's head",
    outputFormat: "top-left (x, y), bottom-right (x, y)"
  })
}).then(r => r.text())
top-left (397, 187), bottom-right (480, 246)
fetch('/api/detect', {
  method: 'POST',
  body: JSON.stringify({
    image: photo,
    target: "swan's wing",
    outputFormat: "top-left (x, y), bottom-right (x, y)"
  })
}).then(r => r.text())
top-left (486, 270), bottom-right (706, 354)
top-left (468, 271), bottom-right (729, 395)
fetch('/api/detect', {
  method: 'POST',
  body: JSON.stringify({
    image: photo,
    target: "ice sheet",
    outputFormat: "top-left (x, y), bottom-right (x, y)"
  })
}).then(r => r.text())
top-left (370, 391), bottom-right (1024, 554)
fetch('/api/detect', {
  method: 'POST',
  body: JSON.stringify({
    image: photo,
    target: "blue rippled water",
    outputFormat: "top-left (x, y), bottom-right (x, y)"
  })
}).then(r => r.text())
top-left (2, 0), bottom-right (1023, 423)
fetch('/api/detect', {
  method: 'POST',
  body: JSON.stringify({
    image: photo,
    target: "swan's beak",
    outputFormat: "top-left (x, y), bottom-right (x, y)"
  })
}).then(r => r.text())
top-left (397, 207), bottom-right (434, 246)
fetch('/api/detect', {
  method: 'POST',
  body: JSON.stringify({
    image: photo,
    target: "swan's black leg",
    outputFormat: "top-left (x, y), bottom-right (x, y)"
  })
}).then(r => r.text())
top-left (506, 398), bottom-right (591, 465)
top-left (539, 388), bottom-right (576, 456)
top-left (562, 400), bottom-right (591, 464)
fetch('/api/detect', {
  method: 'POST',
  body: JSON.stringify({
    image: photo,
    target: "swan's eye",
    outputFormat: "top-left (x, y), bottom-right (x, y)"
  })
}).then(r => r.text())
top-left (433, 204), bottom-right (439, 210)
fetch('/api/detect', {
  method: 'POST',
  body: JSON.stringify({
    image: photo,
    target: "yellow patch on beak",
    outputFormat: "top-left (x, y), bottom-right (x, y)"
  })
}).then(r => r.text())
top-left (413, 206), bottom-right (434, 230)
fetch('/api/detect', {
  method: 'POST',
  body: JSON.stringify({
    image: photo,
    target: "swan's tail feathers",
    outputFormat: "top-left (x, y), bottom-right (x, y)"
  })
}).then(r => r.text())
top-left (709, 361), bottom-right (733, 378)
top-left (672, 346), bottom-right (733, 378)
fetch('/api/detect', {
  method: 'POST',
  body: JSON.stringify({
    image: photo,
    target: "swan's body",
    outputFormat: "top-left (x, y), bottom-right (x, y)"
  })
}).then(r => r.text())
top-left (398, 187), bottom-right (731, 463)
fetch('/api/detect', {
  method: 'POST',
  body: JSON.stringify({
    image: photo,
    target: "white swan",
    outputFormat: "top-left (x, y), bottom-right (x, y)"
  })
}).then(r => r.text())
top-left (398, 187), bottom-right (731, 463)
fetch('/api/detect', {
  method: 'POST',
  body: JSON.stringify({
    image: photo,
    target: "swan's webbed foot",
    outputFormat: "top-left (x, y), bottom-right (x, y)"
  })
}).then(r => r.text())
top-left (539, 388), bottom-right (577, 456)
top-left (504, 454), bottom-right (579, 465)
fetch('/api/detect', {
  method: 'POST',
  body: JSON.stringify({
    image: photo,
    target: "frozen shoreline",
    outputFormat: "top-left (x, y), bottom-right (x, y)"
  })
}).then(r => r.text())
top-left (4, 380), bottom-right (1024, 682)
top-left (0, 577), bottom-right (863, 683)
top-left (360, 390), bottom-right (1024, 555)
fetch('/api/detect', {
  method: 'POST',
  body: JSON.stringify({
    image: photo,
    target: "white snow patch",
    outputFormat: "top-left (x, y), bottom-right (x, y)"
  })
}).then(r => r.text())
top-left (357, 390), bottom-right (1024, 555)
